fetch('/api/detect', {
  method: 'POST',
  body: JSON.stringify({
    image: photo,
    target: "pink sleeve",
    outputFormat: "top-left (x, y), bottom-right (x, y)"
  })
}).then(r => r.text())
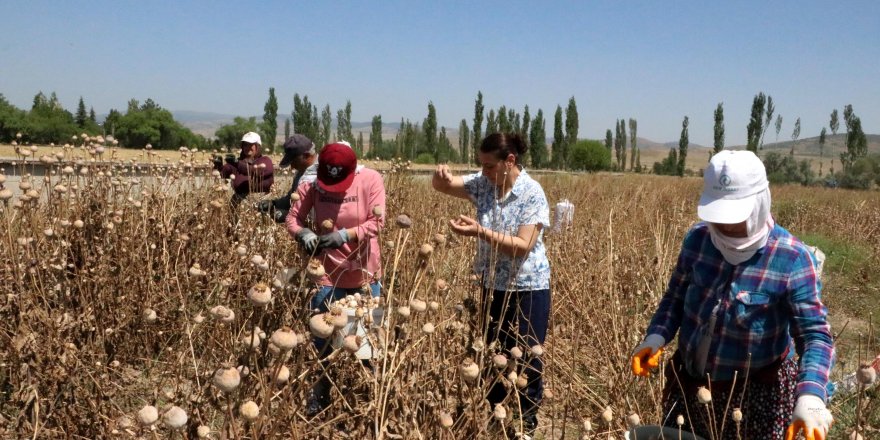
top-left (355, 170), bottom-right (385, 241)
top-left (286, 181), bottom-right (314, 237)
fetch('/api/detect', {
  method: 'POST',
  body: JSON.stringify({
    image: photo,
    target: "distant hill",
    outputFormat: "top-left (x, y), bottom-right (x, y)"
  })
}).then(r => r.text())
top-left (752, 133), bottom-right (880, 157)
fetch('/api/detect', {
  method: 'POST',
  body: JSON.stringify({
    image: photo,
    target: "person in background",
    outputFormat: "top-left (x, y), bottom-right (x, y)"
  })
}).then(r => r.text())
top-left (432, 132), bottom-right (551, 438)
top-left (257, 134), bottom-right (317, 222)
top-left (631, 150), bottom-right (834, 440)
top-left (286, 142), bottom-right (386, 416)
top-left (212, 131), bottom-right (274, 205)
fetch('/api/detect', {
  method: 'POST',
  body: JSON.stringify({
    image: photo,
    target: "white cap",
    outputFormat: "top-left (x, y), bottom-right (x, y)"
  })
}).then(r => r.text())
top-left (697, 150), bottom-right (768, 224)
top-left (241, 132), bottom-right (262, 145)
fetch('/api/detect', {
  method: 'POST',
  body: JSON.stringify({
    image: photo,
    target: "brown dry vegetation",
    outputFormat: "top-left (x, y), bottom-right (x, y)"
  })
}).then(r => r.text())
top-left (0, 146), bottom-right (878, 439)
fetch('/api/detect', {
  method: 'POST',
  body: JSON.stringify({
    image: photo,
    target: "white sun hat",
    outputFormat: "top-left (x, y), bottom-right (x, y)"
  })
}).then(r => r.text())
top-left (697, 150), bottom-right (768, 224)
top-left (241, 132), bottom-right (262, 145)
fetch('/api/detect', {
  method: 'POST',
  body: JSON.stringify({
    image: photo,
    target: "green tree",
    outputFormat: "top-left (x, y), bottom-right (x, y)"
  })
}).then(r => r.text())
top-left (356, 132), bottom-right (365, 157)
top-left (27, 91), bottom-right (78, 144)
top-left (789, 117), bottom-right (801, 156)
top-left (497, 105), bottom-right (510, 132)
top-left (458, 119), bottom-right (469, 164)
top-left (761, 95), bottom-right (774, 149)
top-left (629, 118), bottom-right (637, 171)
top-left (486, 109), bottom-right (497, 135)
top-left (76, 97), bottom-right (88, 128)
top-left (565, 97), bottom-right (579, 162)
top-left (819, 127), bottom-right (827, 176)
top-left (605, 129), bottom-right (613, 152)
top-left (0, 94), bottom-right (27, 142)
top-left (112, 98), bottom-right (205, 149)
top-left (284, 117), bottom-right (290, 140)
top-left (746, 92), bottom-right (766, 152)
top-left (775, 114), bottom-right (783, 142)
top-left (529, 109), bottom-right (548, 168)
top-left (423, 101), bottom-right (437, 158)
top-left (215, 116), bottom-right (260, 151)
top-left (677, 116), bottom-right (689, 177)
top-left (437, 127), bottom-right (457, 162)
top-left (829, 109), bottom-right (839, 136)
top-left (89, 107), bottom-right (96, 124)
top-left (293, 94), bottom-right (319, 143)
top-left (653, 148), bottom-right (678, 175)
top-left (551, 106), bottom-right (564, 169)
top-left (521, 106), bottom-right (531, 144)
top-left (261, 87), bottom-right (278, 153)
top-left (713, 102), bottom-right (724, 155)
top-left (370, 115), bottom-right (383, 154)
top-left (472, 91), bottom-right (484, 163)
top-left (320, 105), bottom-right (332, 147)
top-left (569, 139), bottom-right (611, 171)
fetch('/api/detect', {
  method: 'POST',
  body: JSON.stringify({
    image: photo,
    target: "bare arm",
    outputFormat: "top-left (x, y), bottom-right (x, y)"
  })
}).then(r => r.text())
top-left (432, 164), bottom-right (470, 200)
top-left (449, 215), bottom-right (542, 258)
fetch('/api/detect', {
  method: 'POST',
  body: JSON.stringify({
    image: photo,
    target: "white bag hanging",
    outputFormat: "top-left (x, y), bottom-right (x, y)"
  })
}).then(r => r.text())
top-left (553, 199), bottom-right (574, 233)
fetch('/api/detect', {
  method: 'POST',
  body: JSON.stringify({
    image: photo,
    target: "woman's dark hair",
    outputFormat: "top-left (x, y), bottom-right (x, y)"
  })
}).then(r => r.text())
top-left (480, 132), bottom-right (528, 164)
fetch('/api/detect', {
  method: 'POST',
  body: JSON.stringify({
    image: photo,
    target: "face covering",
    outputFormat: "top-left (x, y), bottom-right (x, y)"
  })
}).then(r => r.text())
top-left (708, 189), bottom-right (774, 265)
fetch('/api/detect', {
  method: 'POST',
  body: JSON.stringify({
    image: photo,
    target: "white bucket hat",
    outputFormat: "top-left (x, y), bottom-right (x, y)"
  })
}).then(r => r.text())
top-left (698, 150), bottom-right (768, 224)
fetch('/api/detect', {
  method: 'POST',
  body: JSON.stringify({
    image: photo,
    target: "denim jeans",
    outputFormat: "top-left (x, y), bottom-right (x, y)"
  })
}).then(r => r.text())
top-left (483, 287), bottom-right (551, 420)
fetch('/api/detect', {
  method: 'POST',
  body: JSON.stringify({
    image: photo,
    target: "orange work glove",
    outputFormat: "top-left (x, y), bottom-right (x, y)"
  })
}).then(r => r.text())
top-left (785, 394), bottom-right (833, 440)
top-left (631, 334), bottom-right (665, 377)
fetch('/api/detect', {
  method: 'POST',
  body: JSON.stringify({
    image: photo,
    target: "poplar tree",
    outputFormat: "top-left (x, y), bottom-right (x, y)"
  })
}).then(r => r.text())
top-left (320, 105), bottom-right (332, 147)
top-left (486, 109), bottom-right (497, 135)
top-left (713, 102), bottom-right (725, 155)
top-left (829, 109), bottom-right (839, 136)
top-left (89, 107), bottom-right (96, 123)
top-left (458, 119), bottom-right (469, 163)
top-left (564, 97), bottom-right (579, 162)
top-left (473, 92), bottom-right (484, 163)
top-left (677, 116), bottom-right (689, 177)
top-left (619, 119), bottom-right (627, 171)
top-left (370, 115), bottom-right (383, 153)
top-left (746, 92), bottom-right (766, 152)
top-left (497, 105), bottom-right (509, 132)
top-left (262, 87), bottom-right (278, 153)
top-left (605, 129), bottom-right (613, 152)
top-left (529, 109), bottom-right (548, 168)
top-left (818, 127), bottom-right (827, 176)
top-left (356, 132), bottom-right (365, 156)
top-left (552, 106), bottom-right (564, 169)
top-left (775, 115), bottom-right (783, 142)
top-left (423, 101), bottom-right (437, 158)
top-left (629, 118), bottom-right (638, 171)
top-left (760, 95), bottom-right (774, 149)
top-left (521, 106), bottom-right (531, 142)
top-left (508, 108), bottom-right (517, 133)
top-left (284, 118), bottom-right (291, 140)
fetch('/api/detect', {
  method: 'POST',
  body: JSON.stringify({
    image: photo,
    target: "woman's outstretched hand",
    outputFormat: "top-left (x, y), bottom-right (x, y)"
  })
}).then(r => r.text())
top-left (449, 215), bottom-right (481, 237)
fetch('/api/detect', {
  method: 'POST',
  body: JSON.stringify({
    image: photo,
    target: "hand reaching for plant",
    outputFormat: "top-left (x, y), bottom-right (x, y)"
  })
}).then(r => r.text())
top-left (785, 395), bottom-right (833, 440)
top-left (449, 215), bottom-right (481, 237)
top-left (631, 334), bottom-right (665, 377)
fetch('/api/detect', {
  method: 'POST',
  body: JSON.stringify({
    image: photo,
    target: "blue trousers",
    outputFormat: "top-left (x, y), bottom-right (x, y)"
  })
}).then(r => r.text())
top-left (483, 287), bottom-right (551, 419)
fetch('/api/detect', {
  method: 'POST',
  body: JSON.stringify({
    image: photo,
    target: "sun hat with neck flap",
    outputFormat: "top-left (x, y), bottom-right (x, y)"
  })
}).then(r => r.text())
top-left (316, 142), bottom-right (357, 192)
top-left (697, 150), bottom-right (768, 224)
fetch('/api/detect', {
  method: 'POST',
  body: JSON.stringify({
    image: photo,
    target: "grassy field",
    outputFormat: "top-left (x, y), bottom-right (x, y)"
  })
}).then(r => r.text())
top-left (0, 154), bottom-right (877, 439)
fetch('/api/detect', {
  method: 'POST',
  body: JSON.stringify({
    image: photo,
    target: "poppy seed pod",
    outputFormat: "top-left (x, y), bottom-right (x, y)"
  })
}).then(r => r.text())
top-left (409, 298), bottom-right (427, 312)
top-left (306, 259), bottom-right (325, 281)
top-left (434, 279), bottom-right (448, 291)
top-left (515, 373), bottom-right (528, 389)
top-left (309, 314), bottom-right (334, 339)
top-left (328, 307), bottom-right (348, 329)
top-left (342, 335), bottom-right (361, 353)
top-left (239, 400), bottom-right (260, 421)
top-left (210, 305), bottom-right (235, 323)
top-left (396, 306), bottom-right (411, 319)
top-left (676, 414), bottom-right (685, 426)
top-left (418, 243), bottom-right (434, 259)
top-left (459, 359), bottom-right (480, 383)
top-left (857, 363), bottom-right (876, 385)
top-left (162, 406), bottom-right (187, 429)
top-left (602, 406), bottom-right (613, 423)
top-left (247, 282), bottom-right (272, 307)
top-left (432, 233), bottom-right (447, 246)
top-left (137, 405), bottom-right (158, 426)
top-left (235, 245), bottom-right (247, 256)
top-left (732, 408), bottom-right (743, 422)
top-left (320, 219), bottom-right (334, 231)
top-left (142, 308), bottom-right (157, 323)
top-left (428, 301), bottom-right (440, 311)
top-left (627, 413), bottom-right (641, 428)
top-left (493, 404), bottom-right (507, 421)
top-left (697, 386), bottom-right (712, 404)
top-left (492, 354), bottom-right (508, 369)
top-left (251, 254), bottom-right (265, 266)
top-left (583, 419), bottom-right (592, 432)
top-left (372, 205), bottom-right (383, 217)
top-left (396, 214), bottom-right (412, 228)
top-left (213, 367), bottom-right (240, 393)
top-left (530, 344), bottom-right (544, 357)
top-left (270, 326), bottom-right (298, 351)
top-left (422, 322), bottom-right (435, 334)
top-left (273, 365), bottom-right (290, 385)
top-left (439, 411), bottom-right (453, 428)
top-left (0, 188), bottom-right (12, 201)
top-left (509, 346), bottom-right (523, 360)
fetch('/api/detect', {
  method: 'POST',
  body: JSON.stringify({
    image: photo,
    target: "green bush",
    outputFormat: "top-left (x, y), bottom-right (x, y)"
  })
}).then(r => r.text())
top-left (762, 152), bottom-right (815, 186)
top-left (836, 154), bottom-right (880, 190)
top-left (653, 148), bottom-right (679, 175)
top-left (414, 152), bottom-right (435, 164)
top-left (569, 139), bottom-right (611, 171)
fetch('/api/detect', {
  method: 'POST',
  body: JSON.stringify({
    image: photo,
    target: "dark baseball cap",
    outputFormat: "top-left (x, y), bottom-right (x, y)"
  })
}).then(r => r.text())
top-left (279, 134), bottom-right (315, 167)
top-left (317, 143), bottom-right (357, 192)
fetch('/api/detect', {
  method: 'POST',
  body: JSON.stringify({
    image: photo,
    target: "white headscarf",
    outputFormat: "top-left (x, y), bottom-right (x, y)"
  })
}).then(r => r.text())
top-left (708, 189), bottom-right (774, 265)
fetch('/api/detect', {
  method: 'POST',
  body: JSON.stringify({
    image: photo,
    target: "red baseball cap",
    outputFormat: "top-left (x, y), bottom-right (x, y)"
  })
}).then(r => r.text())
top-left (317, 143), bottom-right (357, 192)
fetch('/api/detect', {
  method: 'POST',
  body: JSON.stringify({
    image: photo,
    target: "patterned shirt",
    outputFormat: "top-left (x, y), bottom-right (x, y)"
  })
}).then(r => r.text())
top-left (462, 169), bottom-right (551, 291)
top-left (647, 223), bottom-right (835, 401)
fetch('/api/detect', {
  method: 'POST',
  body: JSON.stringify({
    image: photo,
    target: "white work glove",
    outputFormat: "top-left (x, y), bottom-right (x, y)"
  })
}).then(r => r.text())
top-left (785, 394), bottom-right (833, 440)
top-left (631, 334), bottom-right (665, 377)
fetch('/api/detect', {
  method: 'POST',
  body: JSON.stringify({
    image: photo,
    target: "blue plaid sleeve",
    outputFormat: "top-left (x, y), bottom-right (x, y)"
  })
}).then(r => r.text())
top-left (646, 228), bottom-right (697, 342)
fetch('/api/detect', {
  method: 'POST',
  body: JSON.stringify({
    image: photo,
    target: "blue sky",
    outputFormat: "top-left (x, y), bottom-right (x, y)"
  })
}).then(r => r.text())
top-left (1, 1), bottom-right (877, 146)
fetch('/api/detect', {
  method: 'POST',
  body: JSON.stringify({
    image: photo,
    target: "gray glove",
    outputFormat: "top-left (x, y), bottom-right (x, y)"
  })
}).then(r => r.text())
top-left (318, 229), bottom-right (350, 250)
top-left (296, 228), bottom-right (319, 254)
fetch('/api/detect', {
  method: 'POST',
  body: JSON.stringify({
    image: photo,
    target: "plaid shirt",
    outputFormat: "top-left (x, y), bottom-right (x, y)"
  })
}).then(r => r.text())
top-left (648, 223), bottom-right (834, 401)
